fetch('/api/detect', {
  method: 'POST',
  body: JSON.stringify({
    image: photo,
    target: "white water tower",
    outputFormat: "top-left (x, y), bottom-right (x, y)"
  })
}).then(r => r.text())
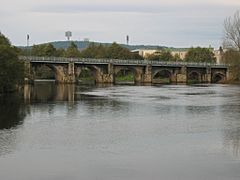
top-left (65, 31), bottom-right (72, 41)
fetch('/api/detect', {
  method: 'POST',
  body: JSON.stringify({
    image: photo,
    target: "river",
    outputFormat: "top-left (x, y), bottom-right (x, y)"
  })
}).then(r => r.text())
top-left (0, 83), bottom-right (240, 180)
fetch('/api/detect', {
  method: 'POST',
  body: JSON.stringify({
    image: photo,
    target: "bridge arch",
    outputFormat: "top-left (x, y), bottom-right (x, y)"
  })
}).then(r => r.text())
top-left (187, 71), bottom-right (202, 83)
top-left (31, 63), bottom-right (59, 81)
top-left (152, 69), bottom-right (173, 84)
top-left (212, 72), bottom-right (226, 83)
top-left (75, 65), bottom-right (103, 84)
top-left (114, 66), bottom-right (136, 84)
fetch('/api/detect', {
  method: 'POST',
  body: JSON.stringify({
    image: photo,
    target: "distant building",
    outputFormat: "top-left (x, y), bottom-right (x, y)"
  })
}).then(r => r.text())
top-left (131, 49), bottom-right (161, 58)
top-left (213, 48), bottom-right (227, 64)
top-left (171, 51), bottom-right (188, 60)
top-left (132, 48), bottom-right (226, 64)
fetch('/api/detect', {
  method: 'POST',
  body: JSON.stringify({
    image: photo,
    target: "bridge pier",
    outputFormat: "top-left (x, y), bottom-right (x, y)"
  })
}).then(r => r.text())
top-left (205, 67), bottom-right (212, 83)
top-left (143, 65), bottom-right (152, 83)
top-left (95, 64), bottom-right (114, 83)
top-left (134, 67), bottom-right (144, 84)
top-left (24, 61), bottom-right (31, 83)
top-left (54, 63), bottom-right (76, 83)
top-left (176, 66), bottom-right (187, 84)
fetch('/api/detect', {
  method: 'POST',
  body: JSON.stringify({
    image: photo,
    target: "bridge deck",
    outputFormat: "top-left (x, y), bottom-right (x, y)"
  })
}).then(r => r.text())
top-left (19, 56), bottom-right (228, 68)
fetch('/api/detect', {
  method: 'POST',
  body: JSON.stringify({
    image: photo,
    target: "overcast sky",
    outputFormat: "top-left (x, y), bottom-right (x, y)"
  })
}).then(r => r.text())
top-left (0, 0), bottom-right (239, 48)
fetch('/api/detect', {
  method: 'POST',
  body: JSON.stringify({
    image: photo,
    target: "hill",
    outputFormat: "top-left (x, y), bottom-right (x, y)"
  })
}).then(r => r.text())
top-left (49, 41), bottom-right (170, 51)
top-left (18, 40), bottom-right (188, 51)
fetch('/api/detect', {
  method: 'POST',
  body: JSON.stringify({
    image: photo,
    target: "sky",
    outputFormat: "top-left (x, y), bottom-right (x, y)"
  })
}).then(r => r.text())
top-left (0, 0), bottom-right (240, 48)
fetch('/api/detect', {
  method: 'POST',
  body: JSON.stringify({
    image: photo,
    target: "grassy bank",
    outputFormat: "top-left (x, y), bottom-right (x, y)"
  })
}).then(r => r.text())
top-left (115, 74), bottom-right (134, 82)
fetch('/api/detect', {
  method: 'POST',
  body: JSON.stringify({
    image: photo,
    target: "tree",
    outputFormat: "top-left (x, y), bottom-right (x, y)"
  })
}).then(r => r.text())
top-left (222, 50), bottom-right (240, 81)
top-left (107, 42), bottom-right (129, 59)
top-left (223, 10), bottom-right (240, 51)
top-left (65, 42), bottom-right (81, 58)
top-left (55, 48), bottom-right (66, 57)
top-left (80, 42), bottom-right (141, 60)
top-left (80, 43), bottom-right (107, 58)
top-left (31, 44), bottom-right (45, 56)
top-left (184, 47), bottom-right (216, 63)
top-left (159, 50), bottom-right (175, 61)
top-left (145, 50), bottom-right (175, 61)
top-left (44, 44), bottom-right (56, 56)
top-left (31, 43), bottom-right (57, 56)
top-left (223, 11), bottom-right (240, 82)
top-left (0, 33), bottom-right (24, 93)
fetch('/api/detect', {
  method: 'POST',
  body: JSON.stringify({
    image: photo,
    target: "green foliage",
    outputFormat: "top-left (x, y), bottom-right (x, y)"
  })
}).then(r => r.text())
top-left (0, 33), bottom-right (25, 93)
top-left (184, 47), bottom-right (216, 63)
top-left (55, 48), bottom-right (66, 57)
top-left (222, 50), bottom-right (240, 81)
top-left (115, 73), bottom-right (134, 82)
top-left (146, 54), bottom-right (160, 61)
top-left (31, 43), bottom-right (57, 56)
top-left (44, 44), bottom-right (57, 56)
top-left (65, 42), bottom-right (81, 58)
top-left (160, 50), bottom-right (175, 61)
top-left (146, 50), bottom-right (176, 61)
top-left (173, 53), bottom-right (181, 61)
top-left (80, 42), bottom-right (143, 60)
top-left (81, 43), bottom-right (107, 58)
top-left (34, 65), bottom-right (55, 79)
top-left (0, 34), bottom-right (11, 46)
top-left (222, 11), bottom-right (240, 82)
top-left (107, 42), bottom-right (130, 59)
top-left (21, 41), bottom-right (143, 60)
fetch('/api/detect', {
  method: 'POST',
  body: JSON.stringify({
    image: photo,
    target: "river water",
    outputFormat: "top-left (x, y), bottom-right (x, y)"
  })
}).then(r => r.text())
top-left (0, 83), bottom-right (240, 180)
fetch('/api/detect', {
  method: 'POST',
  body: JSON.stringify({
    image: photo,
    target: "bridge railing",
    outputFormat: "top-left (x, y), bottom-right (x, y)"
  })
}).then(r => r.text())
top-left (19, 56), bottom-right (229, 68)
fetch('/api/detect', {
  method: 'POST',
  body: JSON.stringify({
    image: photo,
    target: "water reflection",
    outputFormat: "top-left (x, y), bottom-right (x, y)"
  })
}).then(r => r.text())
top-left (0, 94), bottom-right (26, 156)
top-left (224, 127), bottom-right (240, 157)
top-left (0, 94), bottom-right (26, 130)
top-left (0, 83), bottom-right (240, 180)
top-left (24, 82), bottom-right (75, 102)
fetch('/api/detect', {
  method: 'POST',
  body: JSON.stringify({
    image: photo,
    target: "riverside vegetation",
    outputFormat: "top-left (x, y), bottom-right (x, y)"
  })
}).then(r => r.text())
top-left (222, 10), bottom-right (240, 83)
top-left (0, 33), bottom-right (24, 94)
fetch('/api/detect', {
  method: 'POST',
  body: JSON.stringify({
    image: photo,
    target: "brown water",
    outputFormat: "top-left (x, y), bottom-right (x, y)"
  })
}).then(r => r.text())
top-left (0, 83), bottom-right (240, 180)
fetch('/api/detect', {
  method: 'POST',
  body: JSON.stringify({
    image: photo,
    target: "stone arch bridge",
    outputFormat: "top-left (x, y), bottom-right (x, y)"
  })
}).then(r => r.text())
top-left (20, 56), bottom-right (229, 84)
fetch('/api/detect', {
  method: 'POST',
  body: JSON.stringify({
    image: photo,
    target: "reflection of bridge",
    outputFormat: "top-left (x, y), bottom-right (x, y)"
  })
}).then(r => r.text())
top-left (20, 56), bottom-right (229, 84)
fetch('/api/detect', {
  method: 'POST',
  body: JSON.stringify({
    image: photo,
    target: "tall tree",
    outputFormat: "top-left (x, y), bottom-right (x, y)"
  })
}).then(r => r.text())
top-left (145, 50), bottom-right (175, 61)
top-left (223, 10), bottom-right (240, 51)
top-left (44, 44), bottom-right (57, 56)
top-left (222, 50), bottom-right (240, 81)
top-left (31, 43), bottom-right (57, 56)
top-left (184, 47), bottom-right (216, 63)
top-left (0, 33), bottom-right (24, 93)
top-left (223, 10), bottom-right (240, 82)
top-left (65, 42), bottom-right (81, 58)
top-left (159, 50), bottom-right (175, 61)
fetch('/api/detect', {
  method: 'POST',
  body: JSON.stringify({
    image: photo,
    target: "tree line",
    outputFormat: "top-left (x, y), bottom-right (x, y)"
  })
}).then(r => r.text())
top-left (22, 41), bottom-right (217, 63)
top-left (21, 42), bottom-right (143, 60)
top-left (145, 47), bottom-right (216, 63)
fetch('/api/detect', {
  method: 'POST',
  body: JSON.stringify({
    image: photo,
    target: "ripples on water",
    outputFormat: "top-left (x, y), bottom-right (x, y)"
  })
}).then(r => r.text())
top-left (0, 83), bottom-right (240, 180)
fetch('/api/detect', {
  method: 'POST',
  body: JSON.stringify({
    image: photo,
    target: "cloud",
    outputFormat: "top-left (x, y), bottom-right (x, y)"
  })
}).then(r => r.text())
top-left (1, 0), bottom-right (240, 47)
top-left (30, 2), bottom-right (238, 14)
top-left (32, 4), bottom-right (173, 14)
